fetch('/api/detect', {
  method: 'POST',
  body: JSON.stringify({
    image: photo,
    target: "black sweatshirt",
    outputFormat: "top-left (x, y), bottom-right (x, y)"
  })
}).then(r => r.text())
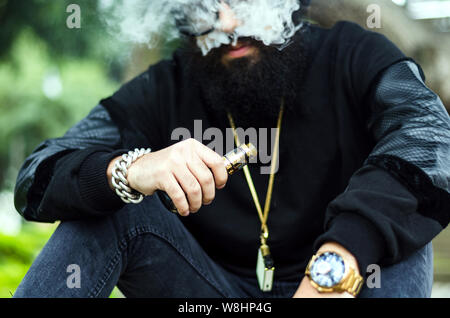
top-left (15, 22), bottom-right (450, 282)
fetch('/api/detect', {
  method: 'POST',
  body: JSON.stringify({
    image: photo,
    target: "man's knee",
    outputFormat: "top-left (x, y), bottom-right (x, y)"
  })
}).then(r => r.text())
top-left (13, 195), bottom-right (175, 298)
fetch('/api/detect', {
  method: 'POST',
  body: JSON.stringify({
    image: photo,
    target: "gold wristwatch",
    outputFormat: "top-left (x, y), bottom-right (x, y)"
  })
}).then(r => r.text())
top-left (305, 251), bottom-right (364, 297)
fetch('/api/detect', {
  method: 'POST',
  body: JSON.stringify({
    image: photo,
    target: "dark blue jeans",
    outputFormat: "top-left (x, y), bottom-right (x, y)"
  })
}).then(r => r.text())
top-left (14, 195), bottom-right (433, 298)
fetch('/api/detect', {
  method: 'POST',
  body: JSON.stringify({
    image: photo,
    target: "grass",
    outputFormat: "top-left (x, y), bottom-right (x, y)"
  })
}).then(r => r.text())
top-left (0, 223), bottom-right (57, 297)
top-left (433, 227), bottom-right (450, 282)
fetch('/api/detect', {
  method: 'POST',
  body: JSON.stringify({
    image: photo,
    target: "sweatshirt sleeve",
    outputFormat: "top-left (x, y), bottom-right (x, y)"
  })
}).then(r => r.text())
top-left (314, 60), bottom-right (450, 275)
top-left (35, 148), bottom-right (129, 221)
top-left (14, 104), bottom-right (129, 222)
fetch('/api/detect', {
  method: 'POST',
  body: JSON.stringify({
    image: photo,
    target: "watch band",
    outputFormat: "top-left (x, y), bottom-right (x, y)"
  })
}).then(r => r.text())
top-left (337, 267), bottom-right (364, 296)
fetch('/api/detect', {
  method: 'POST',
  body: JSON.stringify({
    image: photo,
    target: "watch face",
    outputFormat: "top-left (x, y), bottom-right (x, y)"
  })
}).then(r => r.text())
top-left (310, 252), bottom-right (346, 288)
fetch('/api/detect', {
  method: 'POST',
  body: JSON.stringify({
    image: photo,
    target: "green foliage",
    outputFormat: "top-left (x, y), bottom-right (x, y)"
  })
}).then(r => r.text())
top-left (0, 223), bottom-right (56, 297)
top-left (0, 1), bottom-right (147, 298)
top-left (0, 222), bottom-right (124, 298)
top-left (0, 0), bottom-right (116, 60)
top-left (0, 28), bottom-right (119, 187)
top-left (0, 2), bottom-right (124, 296)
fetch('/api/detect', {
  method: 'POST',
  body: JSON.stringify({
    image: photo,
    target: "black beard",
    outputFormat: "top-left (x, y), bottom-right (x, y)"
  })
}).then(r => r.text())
top-left (179, 26), bottom-right (311, 128)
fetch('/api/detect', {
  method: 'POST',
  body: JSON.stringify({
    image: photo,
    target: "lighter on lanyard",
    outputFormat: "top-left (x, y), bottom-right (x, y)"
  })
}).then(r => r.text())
top-left (256, 243), bottom-right (275, 292)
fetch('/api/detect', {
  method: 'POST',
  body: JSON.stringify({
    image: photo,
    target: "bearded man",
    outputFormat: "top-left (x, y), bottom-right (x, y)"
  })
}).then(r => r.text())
top-left (13, 0), bottom-right (450, 298)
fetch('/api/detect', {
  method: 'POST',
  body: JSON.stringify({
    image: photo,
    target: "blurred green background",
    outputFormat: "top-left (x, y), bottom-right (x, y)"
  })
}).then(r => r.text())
top-left (0, 0), bottom-right (449, 298)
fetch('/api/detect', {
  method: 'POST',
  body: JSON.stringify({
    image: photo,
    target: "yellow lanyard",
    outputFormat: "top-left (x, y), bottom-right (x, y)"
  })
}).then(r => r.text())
top-left (227, 102), bottom-right (284, 245)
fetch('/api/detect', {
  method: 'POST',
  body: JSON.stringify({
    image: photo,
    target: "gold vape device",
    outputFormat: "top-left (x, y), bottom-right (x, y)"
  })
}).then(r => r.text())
top-left (223, 143), bottom-right (257, 175)
top-left (158, 143), bottom-right (257, 213)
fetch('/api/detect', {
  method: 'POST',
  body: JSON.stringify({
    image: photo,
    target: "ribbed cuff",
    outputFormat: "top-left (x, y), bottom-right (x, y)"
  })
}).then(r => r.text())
top-left (78, 150), bottom-right (129, 212)
top-left (313, 212), bottom-right (386, 278)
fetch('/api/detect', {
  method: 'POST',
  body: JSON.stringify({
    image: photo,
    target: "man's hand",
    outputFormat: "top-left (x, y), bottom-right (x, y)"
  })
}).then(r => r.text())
top-left (293, 242), bottom-right (360, 298)
top-left (107, 138), bottom-right (228, 216)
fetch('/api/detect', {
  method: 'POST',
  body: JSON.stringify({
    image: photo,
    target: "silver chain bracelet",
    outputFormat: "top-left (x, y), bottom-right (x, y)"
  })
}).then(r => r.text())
top-left (111, 148), bottom-right (151, 204)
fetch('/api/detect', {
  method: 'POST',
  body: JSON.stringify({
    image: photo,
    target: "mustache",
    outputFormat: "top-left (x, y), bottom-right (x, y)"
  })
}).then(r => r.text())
top-left (219, 37), bottom-right (267, 52)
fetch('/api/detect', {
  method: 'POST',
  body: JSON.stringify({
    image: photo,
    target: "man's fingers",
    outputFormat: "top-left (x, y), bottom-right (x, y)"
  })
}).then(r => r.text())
top-left (160, 139), bottom-right (228, 216)
top-left (193, 141), bottom-right (228, 189)
top-left (173, 166), bottom-right (203, 213)
top-left (163, 173), bottom-right (190, 216)
top-left (187, 159), bottom-right (215, 205)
